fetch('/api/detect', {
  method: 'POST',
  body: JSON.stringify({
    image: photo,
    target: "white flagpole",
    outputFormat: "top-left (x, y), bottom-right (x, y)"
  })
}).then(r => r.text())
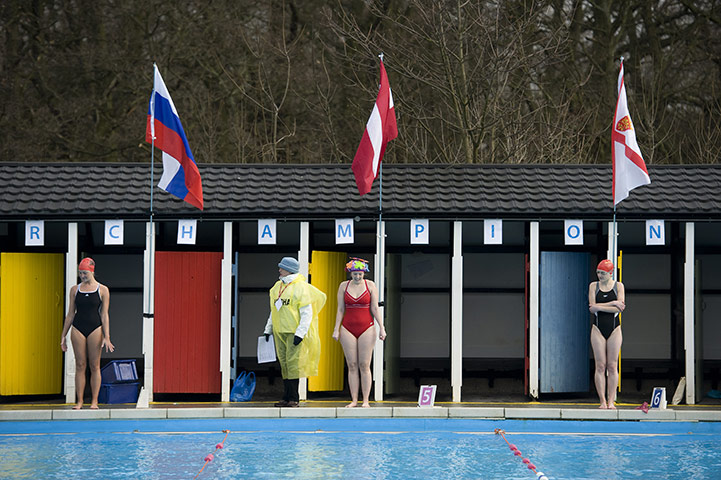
top-left (612, 207), bottom-right (617, 279)
top-left (150, 63), bottom-right (156, 217)
top-left (148, 62), bottom-right (156, 316)
top-left (611, 56), bottom-right (623, 280)
top-left (378, 52), bottom-right (384, 236)
top-left (379, 156), bottom-right (383, 237)
top-left (377, 52), bottom-right (385, 294)
top-left (140, 63), bottom-right (158, 405)
top-left (374, 52), bottom-right (386, 401)
top-left (612, 58), bottom-right (622, 394)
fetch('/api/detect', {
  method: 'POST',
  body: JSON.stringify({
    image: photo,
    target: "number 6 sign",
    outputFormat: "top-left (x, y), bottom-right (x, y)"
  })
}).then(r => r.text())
top-left (650, 387), bottom-right (667, 409)
top-left (418, 385), bottom-right (437, 407)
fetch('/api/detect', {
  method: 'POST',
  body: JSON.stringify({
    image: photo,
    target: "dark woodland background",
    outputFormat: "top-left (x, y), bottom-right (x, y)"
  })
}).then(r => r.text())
top-left (1, 0), bottom-right (719, 165)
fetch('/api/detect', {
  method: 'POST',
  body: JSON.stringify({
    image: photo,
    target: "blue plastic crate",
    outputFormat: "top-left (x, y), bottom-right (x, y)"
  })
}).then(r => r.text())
top-left (100, 359), bottom-right (138, 384)
top-left (98, 382), bottom-right (139, 404)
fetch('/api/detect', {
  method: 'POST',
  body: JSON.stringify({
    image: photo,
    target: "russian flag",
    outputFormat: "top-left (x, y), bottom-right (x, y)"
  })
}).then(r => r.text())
top-left (145, 65), bottom-right (203, 210)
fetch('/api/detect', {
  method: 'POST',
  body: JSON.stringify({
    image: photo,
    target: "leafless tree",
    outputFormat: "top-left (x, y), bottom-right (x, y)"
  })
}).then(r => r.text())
top-left (0, 0), bottom-right (719, 164)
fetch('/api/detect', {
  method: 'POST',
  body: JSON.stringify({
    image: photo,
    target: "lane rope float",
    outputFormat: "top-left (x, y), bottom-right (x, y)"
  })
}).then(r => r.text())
top-left (494, 428), bottom-right (549, 480)
top-left (193, 429), bottom-right (230, 479)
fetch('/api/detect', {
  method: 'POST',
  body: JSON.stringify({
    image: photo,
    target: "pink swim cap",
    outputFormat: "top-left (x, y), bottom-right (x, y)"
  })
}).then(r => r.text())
top-left (597, 259), bottom-right (614, 273)
top-left (78, 257), bottom-right (95, 272)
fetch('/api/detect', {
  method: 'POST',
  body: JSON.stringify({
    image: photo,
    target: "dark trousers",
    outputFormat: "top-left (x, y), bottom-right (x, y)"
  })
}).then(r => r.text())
top-left (283, 378), bottom-right (299, 403)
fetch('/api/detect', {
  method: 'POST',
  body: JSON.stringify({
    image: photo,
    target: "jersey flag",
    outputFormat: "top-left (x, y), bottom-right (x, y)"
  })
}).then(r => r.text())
top-left (612, 60), bottom-right (650, 206)
top-left (145, 65), bottom-right (203, 210)
top-left (351, 59), bottom-right (398, 196)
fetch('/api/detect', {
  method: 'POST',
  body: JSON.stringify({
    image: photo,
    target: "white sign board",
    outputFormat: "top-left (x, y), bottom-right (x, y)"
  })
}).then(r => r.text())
top-left (25, 220), bottom-right (44, 246)
top-left (258, 219), bottom-right (277, 245)
top-left (564, 220), bottom-right (584, 245)
top-left (335, 218), bottom-right (354, 245)
top-left (104, 220), bottom-right (124, 245)
top-left (418, 385), bottom-right (437, 407)
top-left (646, 220), bottom-right (665, 245)
top-left (650, 387), bottom-right (667, 409)
top-left (177, 219), bottom-right (197, 245)
top-left (484, 219), bottom-right (502, 245)
top-left (410, 219), bottom-right (429, 245)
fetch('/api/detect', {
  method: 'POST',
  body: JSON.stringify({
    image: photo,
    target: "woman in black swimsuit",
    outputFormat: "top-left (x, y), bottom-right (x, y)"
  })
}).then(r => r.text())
top-left (588, 259), bottom-right (625, 410)
top-left (60, 258), bottom-right (114, 409)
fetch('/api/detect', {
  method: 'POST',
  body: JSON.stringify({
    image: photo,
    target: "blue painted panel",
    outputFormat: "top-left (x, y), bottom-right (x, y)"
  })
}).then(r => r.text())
top-left (539, 252), bottom-right (590, 393)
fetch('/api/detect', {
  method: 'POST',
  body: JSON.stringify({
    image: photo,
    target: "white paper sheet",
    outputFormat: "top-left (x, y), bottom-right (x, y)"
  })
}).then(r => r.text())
top-left (257, 335), bottom-right (277, 364)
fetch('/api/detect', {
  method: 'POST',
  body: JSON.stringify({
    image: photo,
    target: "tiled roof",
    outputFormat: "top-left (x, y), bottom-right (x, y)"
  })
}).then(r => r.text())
top-left (1, 162), bottom-right (719, 221)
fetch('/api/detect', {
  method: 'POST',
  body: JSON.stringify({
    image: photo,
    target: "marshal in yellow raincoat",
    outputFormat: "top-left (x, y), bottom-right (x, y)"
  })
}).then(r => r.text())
top-left (268, 274), bottom-right (326, 379)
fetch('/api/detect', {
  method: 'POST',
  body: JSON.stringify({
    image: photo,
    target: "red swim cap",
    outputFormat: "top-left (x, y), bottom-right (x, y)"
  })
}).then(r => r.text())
top-left (597, 259), bottom-right (614, 273)
top-left (78, 257), bottom-right (95, 272)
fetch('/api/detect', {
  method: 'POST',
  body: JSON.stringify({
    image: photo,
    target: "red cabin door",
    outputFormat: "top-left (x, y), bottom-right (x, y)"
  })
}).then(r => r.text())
top-left (154, 251), bottom-right (222, 394)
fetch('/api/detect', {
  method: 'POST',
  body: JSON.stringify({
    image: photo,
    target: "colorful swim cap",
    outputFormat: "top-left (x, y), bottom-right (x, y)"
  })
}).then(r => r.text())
top-left (597, 259), bottom-right (614, 273)
top-left (78, 257), bottom-right (95, 272)
top-left (345, 257), bottom-right (369, 272)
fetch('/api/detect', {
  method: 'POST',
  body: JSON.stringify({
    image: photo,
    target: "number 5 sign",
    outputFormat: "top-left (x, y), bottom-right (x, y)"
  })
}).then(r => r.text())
top-left (418, 385), bottom-right (437, 407)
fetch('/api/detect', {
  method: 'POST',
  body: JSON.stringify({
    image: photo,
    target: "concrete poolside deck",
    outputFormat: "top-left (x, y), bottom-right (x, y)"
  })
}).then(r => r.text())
top-left (2, 399), bottom-right (720, 422)
top-left (3, 376), bottom-right (720, 422)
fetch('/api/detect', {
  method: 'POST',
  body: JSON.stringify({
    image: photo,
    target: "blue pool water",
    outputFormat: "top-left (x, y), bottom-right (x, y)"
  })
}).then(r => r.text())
top-left (1, 418), bottom-right (720, 479)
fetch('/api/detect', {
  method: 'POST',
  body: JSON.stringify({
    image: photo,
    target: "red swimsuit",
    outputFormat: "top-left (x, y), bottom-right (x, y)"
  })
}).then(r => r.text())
top-left (342, 280), bottom-right (374, 338)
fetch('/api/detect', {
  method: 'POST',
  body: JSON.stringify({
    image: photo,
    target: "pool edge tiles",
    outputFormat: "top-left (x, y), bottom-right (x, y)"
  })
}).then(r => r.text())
top-left (448, 407), bottom-right (505, 418)
top-left (618, 408), bottom-right (677, 421)
top-left (505, 407), bottom-right (561, 419)
top-left (393, 406), bottom-right (449, 418)
top-left (560, 408), bottom-right (618, 420)
top-left (676, 410), bottom-right (721, 421)
top-left (280, 407), bottom-right (336, 418)
top-left (110, 408), bottom-right (169, 419)
top-left (336, 406), bottom-right (393, 418)
top-left (53, 409), bottom-right (109, 420)
top-left (224, 407), bottom-right (279, 418)
top-left (0, 410), bottom-right (53, 421)
top-left (167, 407), bottom-right (224, 419)
top-left (0, 406), bottom-right (720, 422)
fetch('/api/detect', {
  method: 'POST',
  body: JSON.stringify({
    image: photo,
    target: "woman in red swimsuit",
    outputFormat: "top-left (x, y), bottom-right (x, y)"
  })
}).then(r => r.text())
top-left (332, 258), bottom-right (386, 407)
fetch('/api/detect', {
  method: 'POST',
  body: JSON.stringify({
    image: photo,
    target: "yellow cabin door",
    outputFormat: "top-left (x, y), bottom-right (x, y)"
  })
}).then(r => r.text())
top-left (0, 253), bottom-right (64, 395)
top-left (308, 250), bottom-right (346, 391)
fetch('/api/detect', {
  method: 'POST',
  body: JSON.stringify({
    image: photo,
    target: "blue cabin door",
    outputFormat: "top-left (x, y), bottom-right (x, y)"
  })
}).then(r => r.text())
top-left (539, 252), bottom-right (590, 393)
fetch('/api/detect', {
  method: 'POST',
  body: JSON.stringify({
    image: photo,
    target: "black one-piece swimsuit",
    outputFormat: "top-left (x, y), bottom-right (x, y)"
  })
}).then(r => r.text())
top-left (594, 283), bottom-right (619, 339)
top-left (73, 285), bottom-right (102, 337)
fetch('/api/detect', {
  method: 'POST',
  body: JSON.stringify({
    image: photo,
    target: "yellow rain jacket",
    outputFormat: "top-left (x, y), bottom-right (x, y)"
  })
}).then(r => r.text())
top-left (268, 275), bottom-right (326, 378)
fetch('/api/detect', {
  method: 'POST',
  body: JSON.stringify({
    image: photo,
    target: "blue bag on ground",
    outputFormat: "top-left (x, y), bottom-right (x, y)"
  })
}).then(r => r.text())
top-left (230, 371), bottom-right (256, 402)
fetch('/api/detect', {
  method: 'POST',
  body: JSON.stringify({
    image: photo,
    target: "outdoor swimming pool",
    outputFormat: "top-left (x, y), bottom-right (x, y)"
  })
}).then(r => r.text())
top-left (1, 418), bottom-right (720, 479)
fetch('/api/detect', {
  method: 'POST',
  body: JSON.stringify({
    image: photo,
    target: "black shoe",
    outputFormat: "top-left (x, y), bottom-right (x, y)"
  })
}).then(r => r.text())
top-left (274, 400), bottom-right (290, 407)
top-left (286, 401), bottom-right (299, 407)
